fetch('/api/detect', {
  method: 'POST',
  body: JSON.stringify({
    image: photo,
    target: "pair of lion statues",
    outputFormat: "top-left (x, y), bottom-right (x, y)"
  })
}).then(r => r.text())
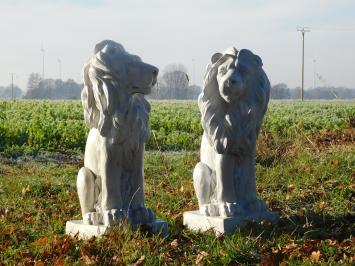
top-left (77, 40), bottom-right (274, 227)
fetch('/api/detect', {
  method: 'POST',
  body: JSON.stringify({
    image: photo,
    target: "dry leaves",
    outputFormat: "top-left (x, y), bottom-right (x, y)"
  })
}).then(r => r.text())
top-left (21, 185), bottom-right (30, 195)
top-left (287, 184), bottom-right (296, 191)
top-left (170, 239), bottom-right (179, 249)
top-left (330, 159), bottom-right (339, 166)
top-left (310, 250), bottom-right (321, 262)
top-left (34, 261), bottom-right (45, 266)
top-left (130, 255), bottom-right (146, 266)
top-left (195, 251), bottom-right (208, 265)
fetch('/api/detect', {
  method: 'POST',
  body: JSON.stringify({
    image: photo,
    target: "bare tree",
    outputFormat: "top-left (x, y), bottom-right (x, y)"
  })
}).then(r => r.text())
top-left (159, 64), bottom-right (189, 99)
top-left (27, 73), bottom-right (42, 91)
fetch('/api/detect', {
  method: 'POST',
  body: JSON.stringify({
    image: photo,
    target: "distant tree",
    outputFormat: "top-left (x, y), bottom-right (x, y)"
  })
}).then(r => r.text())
top-left (290, 87), bottom-right (302, 99)
top-left (305, 87), bottom-right (355, 99)
top-left (24, 78), bottom-right (82, 99)
top-left (27, 73), bottom-right (42, 91)
top-left (159, 64), bottom-right (190, 99)
top-left (270, 83), bottom-right (290, 99)
top-left (187, 85), bottom-right (202, 99)
top-left (0, 85), bottom-right (23, 99)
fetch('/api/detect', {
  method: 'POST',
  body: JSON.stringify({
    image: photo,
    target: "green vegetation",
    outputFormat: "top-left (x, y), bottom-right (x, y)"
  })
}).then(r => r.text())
top-left (0, 100), bottom-right (354, 264)
top-left (0, 100), bottom-right (354, 155)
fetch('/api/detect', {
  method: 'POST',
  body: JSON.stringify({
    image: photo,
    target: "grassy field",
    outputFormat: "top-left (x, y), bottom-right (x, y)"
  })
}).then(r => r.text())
top-left (0, 100), bottom-right (354, 265)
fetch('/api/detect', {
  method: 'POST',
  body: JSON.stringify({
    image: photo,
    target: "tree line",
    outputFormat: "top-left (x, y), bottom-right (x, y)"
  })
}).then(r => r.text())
top-left (270, 83), bottom-right (355, 100)
top-left (1, 69), bottom-right (355, 100)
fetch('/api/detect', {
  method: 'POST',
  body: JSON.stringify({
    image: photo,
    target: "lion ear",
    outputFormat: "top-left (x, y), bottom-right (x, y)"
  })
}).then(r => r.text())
top-left (211, 53), bottom-right (223, 64)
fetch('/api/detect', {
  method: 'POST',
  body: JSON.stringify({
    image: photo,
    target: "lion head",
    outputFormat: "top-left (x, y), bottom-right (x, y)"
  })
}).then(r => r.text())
top-left (198, 47), bottom-right (270, 155)
top-left (81, 40), bottom-right (158, 144)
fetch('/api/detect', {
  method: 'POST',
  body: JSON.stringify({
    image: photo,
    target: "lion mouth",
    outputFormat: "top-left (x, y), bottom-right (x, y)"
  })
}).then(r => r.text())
top-left (131, 85), bottom-right (151, 95)
top-left (150, 76), bottom-right (157, 87)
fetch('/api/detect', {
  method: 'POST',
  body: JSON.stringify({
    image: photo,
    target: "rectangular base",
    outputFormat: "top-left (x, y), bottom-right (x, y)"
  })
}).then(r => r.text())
top-left (183, 211), bottom-right (278, 234)
top-left (66, 219), bottom-right (169, 239)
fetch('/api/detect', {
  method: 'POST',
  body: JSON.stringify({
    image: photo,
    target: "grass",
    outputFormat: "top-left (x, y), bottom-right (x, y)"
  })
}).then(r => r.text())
top-left (0, 142), bottom-right (354, 265)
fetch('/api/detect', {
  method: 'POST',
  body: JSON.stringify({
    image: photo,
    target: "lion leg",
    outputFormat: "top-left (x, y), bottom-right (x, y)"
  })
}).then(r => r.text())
top-left (193, 162), bottom-right (218, 216)
top-left (234, 156), bottom-right (260, 211)
top-left (215, 153), bottom-right (240, 217)
top-left (126, 145), bottom-right (156, 225)
top-left (77, 167), bottom-right (96, 221)
top-left (100, 149), bottom-right (123, 213)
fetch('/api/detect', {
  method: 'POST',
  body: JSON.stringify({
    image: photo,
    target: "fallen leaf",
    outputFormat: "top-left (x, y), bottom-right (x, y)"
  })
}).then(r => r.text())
top-left (319, 201), bottom-right (327, 209)
top-left (53, 257), bottom-right (65, 266)
top-left (130, 255), bottom-right (145, 266)
top-left (327, 239), bottom-right (338, 246)
top-left (330, 159), bottom-right (339, 166)
top-left (81, 255), bottom-right (96, 265)
top-left (32, 237), bottom-right (48, 247)
top-left (287, 184), bottom-right (296, 191)
top-left (272, 247), bottom-right (280, 254)
top-left (170, 239), bottom-right (178, 249)
top-left (22, 185), bottom-right (30, 195)
top-left (310, 250), bottom-right (321, 262)
top-left (289, 251), bottom-right (301, 259)
top-left (34, 261), bottom-right (45, 266)
top-left (4, 225), bottom-right (15, 235)
top-left (195, 251), bottom-right (208, 265)
top-left (284, 241), bottom-right (297, 250)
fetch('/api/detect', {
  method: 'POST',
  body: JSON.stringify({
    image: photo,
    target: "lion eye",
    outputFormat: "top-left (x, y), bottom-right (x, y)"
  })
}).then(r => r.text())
top-left (219, 67), bottom-right (227, 75)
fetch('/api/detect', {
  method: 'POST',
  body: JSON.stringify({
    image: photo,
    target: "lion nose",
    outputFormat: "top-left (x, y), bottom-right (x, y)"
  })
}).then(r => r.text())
top-left (153, 70), bottom-right (158, 78)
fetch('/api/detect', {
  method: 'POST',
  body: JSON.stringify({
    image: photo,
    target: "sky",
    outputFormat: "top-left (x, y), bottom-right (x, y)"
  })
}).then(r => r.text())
top-left (1, 0), bottom-right (355, 91)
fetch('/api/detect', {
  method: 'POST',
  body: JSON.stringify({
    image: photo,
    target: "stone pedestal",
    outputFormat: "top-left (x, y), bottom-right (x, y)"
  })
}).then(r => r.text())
top-left (183, 210), bottom-right (278, 235)
top-left (66, 219), bottom-right (169, 239)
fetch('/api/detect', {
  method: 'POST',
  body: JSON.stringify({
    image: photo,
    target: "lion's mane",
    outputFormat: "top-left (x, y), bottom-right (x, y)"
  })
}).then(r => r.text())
top-left (198, 49), bottom-right (270, 155)
top-left (81, 43), bottom-right (150, 149)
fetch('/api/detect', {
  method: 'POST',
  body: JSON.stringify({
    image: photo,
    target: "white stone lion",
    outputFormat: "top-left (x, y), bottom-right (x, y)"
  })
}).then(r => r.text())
top-left (193, 47), bottom-right (276, 220)
top-left (77, 40), bottom-right (159, 226)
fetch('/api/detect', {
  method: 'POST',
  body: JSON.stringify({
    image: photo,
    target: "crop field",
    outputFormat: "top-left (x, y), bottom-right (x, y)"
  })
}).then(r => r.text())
top-left (0, 100), bottom-right (354, 155)
top-left (0, 100), bottom-right (354, 265)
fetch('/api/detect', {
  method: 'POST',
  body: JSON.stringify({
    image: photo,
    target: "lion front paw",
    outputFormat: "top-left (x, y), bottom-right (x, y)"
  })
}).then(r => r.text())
top-left (219, 202), bottom-right (240, 217)
top-left (199, 204), bottom-right (219, 216)
top-left (83, 212), bottom-right (102, 225)
top-left (129, 207), bottom-right (156, 225)
top-left (102, 209), bottom-right (124, 226)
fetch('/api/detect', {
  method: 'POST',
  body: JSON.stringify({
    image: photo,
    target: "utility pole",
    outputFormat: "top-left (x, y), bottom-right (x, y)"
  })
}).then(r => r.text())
top-left (313, 59), bottom-right (316, 89)
top-left (192, 58), bottom-right (195, 85)
top-left (297, 26), bottom-right (310, 101)
top-left (58, 58), bottom-right (62, 80)
top-left (41, 45), bottom-right (45, 79)
top-left (11, 73), bottom-right (14, 100)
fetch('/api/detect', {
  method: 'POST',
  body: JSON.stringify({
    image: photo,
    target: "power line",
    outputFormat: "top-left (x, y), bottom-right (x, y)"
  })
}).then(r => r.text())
top-left (297, 26), bottom-right (310, 101)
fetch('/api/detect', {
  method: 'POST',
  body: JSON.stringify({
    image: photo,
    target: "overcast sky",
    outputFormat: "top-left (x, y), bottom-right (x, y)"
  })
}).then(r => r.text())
top-left (1, 0), bottom-right (355, 90)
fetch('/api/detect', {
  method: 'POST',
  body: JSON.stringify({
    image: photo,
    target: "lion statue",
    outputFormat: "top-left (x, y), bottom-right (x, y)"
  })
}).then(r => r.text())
top-left (77, 40), bottom-right (159, 226)
top-left (193, 47), bottom-right (277, 220)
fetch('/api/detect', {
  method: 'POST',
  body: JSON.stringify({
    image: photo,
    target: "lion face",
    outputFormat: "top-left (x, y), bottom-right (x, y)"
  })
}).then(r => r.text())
top-left (208, 48), bottom-right (264, 104)
top-left (199, 47), bottom-right (270, 154)
top-left (82, 40), bottom-right (159, 138)
top-left (96, 40), bottom-right (158, 95)
top-left (216, 55), bottom-right (243, 103)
